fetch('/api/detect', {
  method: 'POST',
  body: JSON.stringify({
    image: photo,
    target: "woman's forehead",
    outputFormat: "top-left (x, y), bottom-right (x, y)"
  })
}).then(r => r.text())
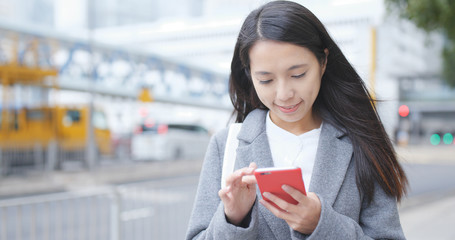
top-left (249, 40), bottom-right (316, 70)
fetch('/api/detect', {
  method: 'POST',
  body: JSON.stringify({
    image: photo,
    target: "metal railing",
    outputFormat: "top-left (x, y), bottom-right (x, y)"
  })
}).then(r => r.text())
top-left (0, 177), bottom-right (198, 240)
top-left (0, 144), bottom-right (48, 175)
top-left (0, 144), bottom-right (115, 176)
top-left (0, 188), bottom-right (116, 240)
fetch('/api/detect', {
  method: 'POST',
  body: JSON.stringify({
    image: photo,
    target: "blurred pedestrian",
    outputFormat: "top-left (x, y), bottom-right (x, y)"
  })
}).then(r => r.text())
top-left (186, 1), bottom-right (408, 239)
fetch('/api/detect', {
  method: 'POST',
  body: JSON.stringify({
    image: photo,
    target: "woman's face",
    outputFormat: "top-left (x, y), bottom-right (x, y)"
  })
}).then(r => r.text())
top-left (249, 40), bottom-right (327, 133)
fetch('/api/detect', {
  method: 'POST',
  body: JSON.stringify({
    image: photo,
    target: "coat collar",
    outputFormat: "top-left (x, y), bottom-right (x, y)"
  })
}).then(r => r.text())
top-left (234, 109), bottom-right (353, 238)
top-left (235, 109), bottom-right (274, 169)
top-left (237, 109), bottom-right (268, 144)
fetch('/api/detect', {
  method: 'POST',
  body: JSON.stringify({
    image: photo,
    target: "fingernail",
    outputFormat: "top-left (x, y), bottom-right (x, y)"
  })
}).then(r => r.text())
top-left (282, 185), bottom-right (289, 191)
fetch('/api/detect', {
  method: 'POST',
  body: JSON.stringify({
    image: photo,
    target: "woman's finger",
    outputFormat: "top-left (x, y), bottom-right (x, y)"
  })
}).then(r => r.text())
top-left (218, 186), bottom-right (231, 201)
top-left (281, 185), bottom-right (307, 203)
top-left (242, 175), bottom-right (257, 185)
top-left (225, 163), bottom-right (257, 187)
top-left (225, 168), bottom-right (247, 186)
top-left (263, 192), bottom-right (295, 213)
top-left (249, 162), bottom-right (257, 169)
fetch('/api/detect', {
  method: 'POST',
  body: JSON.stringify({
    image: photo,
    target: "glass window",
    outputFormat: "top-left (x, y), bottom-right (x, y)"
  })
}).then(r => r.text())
top-left (93, 111), bottom-right (108, 130)
top-left (63, 110), bottom-right (81, 127)
top-left (26, 109), bottom-right (45, 120)
top-left (66, 110), bottom-right (81, 122)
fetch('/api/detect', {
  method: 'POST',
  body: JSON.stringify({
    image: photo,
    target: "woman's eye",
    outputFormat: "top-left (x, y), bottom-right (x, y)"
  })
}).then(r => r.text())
top-left (259, 79), bottom-right (272, 84)
top-left (292, 72), bottom-right (306, 78)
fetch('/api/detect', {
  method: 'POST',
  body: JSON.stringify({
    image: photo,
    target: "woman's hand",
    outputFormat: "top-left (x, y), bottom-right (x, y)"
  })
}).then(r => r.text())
top-left (259, 185), bottom-right (321, 234)
top-left (218, 162), bottom-right (258, 226)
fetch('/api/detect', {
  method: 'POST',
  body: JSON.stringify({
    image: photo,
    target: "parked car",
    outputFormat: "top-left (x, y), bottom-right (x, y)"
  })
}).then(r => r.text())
top-left (131, 121), bottom-right (211, 161)
top-left (111, 132), bottom-right (132, 159)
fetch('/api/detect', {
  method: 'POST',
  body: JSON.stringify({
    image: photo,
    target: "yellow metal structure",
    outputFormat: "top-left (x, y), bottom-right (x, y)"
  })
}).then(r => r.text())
top-left (0, 36), bottom-right (112, 170)
top-left (138, 87), bottom-right (154, 102)
top-left (0, 65), bottom-right (58, 134)
top-left (0, 105), bottom-right (112, 155)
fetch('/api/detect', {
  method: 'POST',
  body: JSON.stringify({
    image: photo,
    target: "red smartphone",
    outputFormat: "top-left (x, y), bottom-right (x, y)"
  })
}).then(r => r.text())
top-left (254, 167), bottom-right (306, 209)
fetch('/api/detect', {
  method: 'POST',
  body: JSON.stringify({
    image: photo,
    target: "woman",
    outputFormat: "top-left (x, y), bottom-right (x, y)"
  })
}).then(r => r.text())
top-left (186, 1), bottom-right (408, 239)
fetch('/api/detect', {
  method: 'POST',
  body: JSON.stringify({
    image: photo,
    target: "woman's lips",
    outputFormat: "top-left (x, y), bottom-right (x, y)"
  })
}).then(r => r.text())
top-left (277, 101), bottom-right (302, 113)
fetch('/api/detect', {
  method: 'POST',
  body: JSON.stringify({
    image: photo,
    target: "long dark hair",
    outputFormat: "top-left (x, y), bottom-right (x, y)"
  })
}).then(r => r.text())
top-left (229, 0), bottom-right (407, 202)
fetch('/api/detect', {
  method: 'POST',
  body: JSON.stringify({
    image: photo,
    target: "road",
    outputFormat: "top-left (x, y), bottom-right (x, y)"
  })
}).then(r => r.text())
top-left (402, 163), bottom-right (455, 198)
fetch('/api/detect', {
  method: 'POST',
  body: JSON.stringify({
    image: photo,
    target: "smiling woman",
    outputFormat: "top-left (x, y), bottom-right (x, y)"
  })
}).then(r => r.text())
top-left (186, 1), bottom-right (408, 239)
top-left (249, 40), bottom-right (326, 134)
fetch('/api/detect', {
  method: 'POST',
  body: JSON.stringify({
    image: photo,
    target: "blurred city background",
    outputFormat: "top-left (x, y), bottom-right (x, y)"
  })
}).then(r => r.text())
top-left (0, 0), bottom-right (454, 239)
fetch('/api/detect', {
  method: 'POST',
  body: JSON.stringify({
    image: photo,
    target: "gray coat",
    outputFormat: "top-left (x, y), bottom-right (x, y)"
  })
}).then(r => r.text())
top-left (186, 109), bottom-right (406, 239)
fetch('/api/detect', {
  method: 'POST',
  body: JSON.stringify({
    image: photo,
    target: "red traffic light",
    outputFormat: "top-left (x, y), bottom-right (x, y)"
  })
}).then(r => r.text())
top-left (399, 105), bottom-right (410, 117)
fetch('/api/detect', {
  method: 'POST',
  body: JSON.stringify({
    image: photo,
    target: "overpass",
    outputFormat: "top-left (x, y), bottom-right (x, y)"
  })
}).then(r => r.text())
top-left (0, 21), bottom-right (232, 110)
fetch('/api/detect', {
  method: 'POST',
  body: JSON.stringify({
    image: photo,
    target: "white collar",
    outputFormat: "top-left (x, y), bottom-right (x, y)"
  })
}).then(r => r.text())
top-left (266, 111), bottom-right (322, 140)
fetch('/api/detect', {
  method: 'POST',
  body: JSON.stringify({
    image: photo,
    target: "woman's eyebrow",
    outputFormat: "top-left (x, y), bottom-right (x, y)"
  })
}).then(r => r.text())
top-left (253, 64), bottom-right (308, 75)
top-left (254, 71), bottom-right (272, 76)
top-left (288, 64), bottom-right (307, 71)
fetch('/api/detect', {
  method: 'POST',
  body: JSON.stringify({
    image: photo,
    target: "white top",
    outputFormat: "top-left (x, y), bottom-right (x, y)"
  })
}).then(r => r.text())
top-left (266, 111), bottom-right (322, 192)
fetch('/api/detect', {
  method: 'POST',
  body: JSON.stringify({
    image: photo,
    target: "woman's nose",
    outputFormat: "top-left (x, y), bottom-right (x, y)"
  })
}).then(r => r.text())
top-left (276, 81), bottom-right (294, 101)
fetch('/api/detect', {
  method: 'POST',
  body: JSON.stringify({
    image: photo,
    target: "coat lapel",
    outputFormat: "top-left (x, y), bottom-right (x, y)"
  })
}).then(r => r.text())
top-left (235, 132), bottom-right (274, 169)
top-left (309, 122), bottom-right (353, 206)
top-left (235, 110), bottom-right (291, 239)
top-left (234, 109), bottom-right (273, 169)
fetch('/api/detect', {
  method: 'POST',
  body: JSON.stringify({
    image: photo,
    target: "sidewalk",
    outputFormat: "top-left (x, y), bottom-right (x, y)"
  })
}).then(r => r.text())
top-left (0, 159), bottom-right (204, 198)
top-left (395, 145), bottom-right (455, 165)
top-left (399, 191), bottom-right (455, 240)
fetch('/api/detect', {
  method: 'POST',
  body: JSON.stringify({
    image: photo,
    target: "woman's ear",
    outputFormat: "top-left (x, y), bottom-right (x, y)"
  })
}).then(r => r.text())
top-left (322, 48), bottom-right (329, 74)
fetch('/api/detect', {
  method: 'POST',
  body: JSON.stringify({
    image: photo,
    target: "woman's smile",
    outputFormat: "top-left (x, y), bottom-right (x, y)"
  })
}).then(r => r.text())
top-left (276, 101), bottom-right (302, 113)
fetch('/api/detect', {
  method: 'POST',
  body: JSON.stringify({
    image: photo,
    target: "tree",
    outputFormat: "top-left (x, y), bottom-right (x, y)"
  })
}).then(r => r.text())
top-left (386, 0), bottom-right (455, 87)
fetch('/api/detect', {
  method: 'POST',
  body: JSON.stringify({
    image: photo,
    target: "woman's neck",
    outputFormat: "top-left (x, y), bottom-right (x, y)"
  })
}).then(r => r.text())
top-left (270, 112), bottom-right (322, 136)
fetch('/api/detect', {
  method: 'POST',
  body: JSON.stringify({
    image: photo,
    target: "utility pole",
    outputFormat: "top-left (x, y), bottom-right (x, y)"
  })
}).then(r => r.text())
top-left (369, 26), bottom-right (377, 101)
top-left (85, 0), bottom-right (96, 170)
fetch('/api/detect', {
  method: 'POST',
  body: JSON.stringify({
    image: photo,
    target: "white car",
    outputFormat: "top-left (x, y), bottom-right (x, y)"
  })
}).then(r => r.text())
top-left (131, 122), bottom-right (211, 161)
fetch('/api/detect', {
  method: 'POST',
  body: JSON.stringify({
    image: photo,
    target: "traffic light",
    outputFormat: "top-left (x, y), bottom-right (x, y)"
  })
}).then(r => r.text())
top-left (443, 133), bottom-right (454, 145)
top-left (398, 105), bottom-right (410, 117)
top-left (430, 133), bottom-right (454, 145)
top-left (430, 134), bottom-right (441, 145)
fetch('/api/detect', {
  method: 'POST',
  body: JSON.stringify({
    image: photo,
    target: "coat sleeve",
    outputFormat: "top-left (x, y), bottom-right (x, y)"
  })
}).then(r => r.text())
top-left (185, 130), bottom-right (259, 240)
top-left (290, 184), bottom-right (406, 240)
